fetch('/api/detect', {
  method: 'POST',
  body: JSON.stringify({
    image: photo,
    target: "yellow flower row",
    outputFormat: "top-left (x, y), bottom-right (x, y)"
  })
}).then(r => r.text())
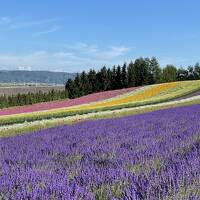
top-left (0, 80), bottom-right (200, 126)
top-left (69, 82), bottom-right (178, 111)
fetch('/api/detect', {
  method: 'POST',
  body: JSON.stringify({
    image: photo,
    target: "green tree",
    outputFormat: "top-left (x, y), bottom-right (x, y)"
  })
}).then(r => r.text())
top-left (121, 63), bottom-right (128, 88)
top-left (134, 58), bottom-right (148, 86)
top-left (116, 65), bottom-right (122, 89)
top-left (127, 61), bottom-right (135, 87)
top-left (177, 67), bottom-right (188, 81)
top-left (187, 66), bottom-right (194, 80)
top-left (87, 69), bottom-right (97, 93)
top-left (106, 68), bottom-right (112, 90)
top-left (194, 62), bottom-right (200, 79)
top-left (111, 66), bottom-right (117, 89)
top-left (65, 78), bottom-right (75, 98)
top-left (162, 65), bottom-right (177, 82)
top-left (80, 71), bottom-right (90, 96)
top-left (149, 57), bottom-right (162, 84)
top-left (99, 66), bottom-right (109, 91)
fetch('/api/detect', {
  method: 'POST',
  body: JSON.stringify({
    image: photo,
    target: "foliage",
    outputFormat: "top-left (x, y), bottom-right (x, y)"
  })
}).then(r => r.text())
top-left (162, 65), bottom-right (177, 82)
top-left (0, 90), bottom-right (67, 109)
top-left (65, 57), bottom-right (200, 99)
top-left (66, 57), bottom-right (163, 98)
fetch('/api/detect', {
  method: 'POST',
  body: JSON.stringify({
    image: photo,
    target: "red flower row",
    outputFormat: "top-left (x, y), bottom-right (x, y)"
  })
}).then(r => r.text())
top-left (0, 87), bottom-right (138, 116)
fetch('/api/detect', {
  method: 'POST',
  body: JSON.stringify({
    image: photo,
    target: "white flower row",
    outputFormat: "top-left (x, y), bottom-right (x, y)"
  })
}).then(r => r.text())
top-left (1, 95), bottom-right (200, 133)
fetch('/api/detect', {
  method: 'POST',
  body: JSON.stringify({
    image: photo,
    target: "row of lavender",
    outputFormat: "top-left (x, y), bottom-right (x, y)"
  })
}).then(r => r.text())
top-left (0, 104), bottom-right (200, 199)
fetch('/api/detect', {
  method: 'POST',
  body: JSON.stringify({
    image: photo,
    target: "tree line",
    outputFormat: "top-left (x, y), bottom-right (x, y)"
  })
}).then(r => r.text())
top-left (0, 89), bottom-right (67, 109)
top-left (65, 57), bottom-right (200, 99)
top-left (1, 57), bottom-right (200, 109)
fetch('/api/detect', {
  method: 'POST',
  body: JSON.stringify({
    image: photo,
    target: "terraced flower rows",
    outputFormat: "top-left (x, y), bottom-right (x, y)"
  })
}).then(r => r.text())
top-left (0, 80), bottom-right (200, 126)
top-left (75, 80), bottom-right (200, 110)
top-left (0, 87), bottom-right (136, 116)
top-left (0, 105), bottom-right (200, 199)
top-left (1, 94), bottom-right (200, 138)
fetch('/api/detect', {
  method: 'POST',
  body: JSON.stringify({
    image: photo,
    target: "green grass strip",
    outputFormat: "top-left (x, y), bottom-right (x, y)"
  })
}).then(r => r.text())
top-left (0, 98), bottom-right (199, 138)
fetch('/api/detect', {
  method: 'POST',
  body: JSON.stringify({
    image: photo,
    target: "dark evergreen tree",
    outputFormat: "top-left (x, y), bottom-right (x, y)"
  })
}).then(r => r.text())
top-left (111, 66), bottom-right (117, 89)
top-left (99, 66), bottom-right (109, 91)
top-left (65, 78), bottom-right (74, 98)
top-left (64, 57), bottom-right (200, 100)
top-left (121, 63), bottom-right (128, 88)
top-left (116, 65), bottom-right (122, 89)
top-left (127, 61), bottom-right (135, 87)
top-left (80, 71), bottom-right (90, 96)
top-left (74, 74), bottom-right (82, 97)
top-left (106, 68), bottom-right (112, 90)
top-left (87, 69), bottom-right (97, 93)
top-left (134, 58), bottom-right (148, 86)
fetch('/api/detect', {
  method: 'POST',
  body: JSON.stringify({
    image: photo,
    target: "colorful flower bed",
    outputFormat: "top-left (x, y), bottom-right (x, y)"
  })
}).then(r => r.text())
top-left (0, 104), bottom-right (200, 199)
top-left (76, 80), bottom-right (200, 110)
top-left (0, 80), bottom-right (200, 126)
top-left (0, 87), bottom-right (137, 116)
top-left (1, 94), bottom-right (200, 138)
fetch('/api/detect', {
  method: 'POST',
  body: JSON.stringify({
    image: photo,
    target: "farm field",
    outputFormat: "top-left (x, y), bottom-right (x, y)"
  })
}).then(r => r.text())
top-left (0, 80), bottom-right (200, 199)
top-left (0, 104), bottom-right (200, 199)
top-left (0, 80), bottom-right (200, 127)
top-left (2, 1), bottom-right (200, 199)
top-left (0, 85), bottom-right (65, 96)
top-left (0, 94), bottom-right (200, 138)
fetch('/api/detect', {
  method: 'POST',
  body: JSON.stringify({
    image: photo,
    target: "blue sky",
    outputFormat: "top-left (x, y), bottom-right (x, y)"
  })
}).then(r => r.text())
top-left (0, 0), bottom-right (199, 72)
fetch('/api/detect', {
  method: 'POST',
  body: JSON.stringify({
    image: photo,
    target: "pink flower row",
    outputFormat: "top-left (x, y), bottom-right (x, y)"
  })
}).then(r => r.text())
top-left (0, 87), bottom-right (138, 116)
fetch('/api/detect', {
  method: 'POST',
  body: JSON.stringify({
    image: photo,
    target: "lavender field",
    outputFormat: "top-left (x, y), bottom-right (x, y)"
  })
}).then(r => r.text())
top-left (0, 105), bottom-right (200, 199)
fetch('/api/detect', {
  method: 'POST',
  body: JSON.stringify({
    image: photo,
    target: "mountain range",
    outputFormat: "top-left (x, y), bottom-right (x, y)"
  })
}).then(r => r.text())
top-left (0, 70), bottom-right (76, 85)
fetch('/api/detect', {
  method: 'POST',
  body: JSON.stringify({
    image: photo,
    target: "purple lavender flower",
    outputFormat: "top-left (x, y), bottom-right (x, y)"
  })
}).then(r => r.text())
top-left (0, 104), bottom-right (200, 199)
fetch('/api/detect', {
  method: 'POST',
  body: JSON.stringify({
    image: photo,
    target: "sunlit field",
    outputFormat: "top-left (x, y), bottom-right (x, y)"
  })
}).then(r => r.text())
top-left (0, 105), bottom-right (199, 199)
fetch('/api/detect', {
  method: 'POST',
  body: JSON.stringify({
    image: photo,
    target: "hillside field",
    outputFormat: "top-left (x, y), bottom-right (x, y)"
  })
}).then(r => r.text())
top-left (0, 104), bottom-right (200, 199)
top-left (0, 80), bottom-right (200, 199)
top-left (0, 80), bottom-right (200, 127)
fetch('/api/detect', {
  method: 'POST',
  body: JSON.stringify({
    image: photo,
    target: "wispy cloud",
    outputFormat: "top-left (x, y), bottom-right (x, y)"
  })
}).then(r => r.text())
top-left (0, 16), bottom-right (60, 35)
top-left (0, 17), bottom-right (11, 24)
top-left (64, 42), bottom-right (130, 58)
top-left (7, 18), bottom-right (58, 30)
top-left (33, 25), bottom-right (61, 36)
top-left (0, 43), bottom-right (131, 72)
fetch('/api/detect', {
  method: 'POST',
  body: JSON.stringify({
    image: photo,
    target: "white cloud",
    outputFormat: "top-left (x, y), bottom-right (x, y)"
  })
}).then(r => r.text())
top-left (0, 43), bottom-right (131, 72)
top-left (64, 43), bottom-right (130, 59)
top-left (33, 25), bottom-right (61, 36)
top-left (7, 18), bottom-right (58, 30)
top-left (0, 17), bottom-right (11, 24)
top-left (0, 17), bottom-right (60, 36)
top-left (65, 42), bottom-right (99, 54)
top-left (18, 66), bottom-right (32, 71)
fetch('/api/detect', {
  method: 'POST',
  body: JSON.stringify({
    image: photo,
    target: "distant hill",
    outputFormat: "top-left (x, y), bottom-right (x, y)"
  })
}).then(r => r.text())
top-left (0, 70), bottom-right (76, 85)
